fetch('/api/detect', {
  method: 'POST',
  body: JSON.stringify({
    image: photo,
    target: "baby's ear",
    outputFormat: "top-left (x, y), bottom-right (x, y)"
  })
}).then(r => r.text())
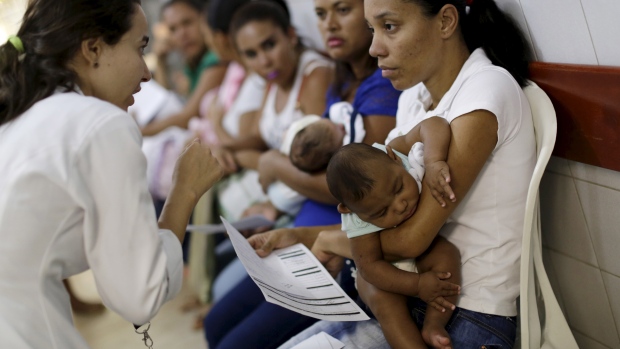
top-left (337, 203), bottom-right (352, 214)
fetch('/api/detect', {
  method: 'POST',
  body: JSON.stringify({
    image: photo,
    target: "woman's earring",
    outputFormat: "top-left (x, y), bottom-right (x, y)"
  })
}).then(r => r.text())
top-left (94, 62), bottom-right (99, 68)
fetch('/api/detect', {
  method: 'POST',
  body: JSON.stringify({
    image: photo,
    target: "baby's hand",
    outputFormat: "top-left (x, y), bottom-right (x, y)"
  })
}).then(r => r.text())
top-left (417, 271), bottom-right (460, 312)
top-left (425, 160), bottom-right (455, 207)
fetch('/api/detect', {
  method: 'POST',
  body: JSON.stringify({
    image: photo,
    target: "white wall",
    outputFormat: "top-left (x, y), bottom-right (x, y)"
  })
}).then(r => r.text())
top-left (0, 0), bottom-right (28, 42)
top-left (497, 1), bottom-right (620, 348)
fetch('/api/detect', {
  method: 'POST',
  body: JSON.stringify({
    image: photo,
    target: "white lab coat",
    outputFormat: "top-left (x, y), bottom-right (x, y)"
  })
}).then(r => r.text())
top-left (0, 90), bottom-right (183, 348)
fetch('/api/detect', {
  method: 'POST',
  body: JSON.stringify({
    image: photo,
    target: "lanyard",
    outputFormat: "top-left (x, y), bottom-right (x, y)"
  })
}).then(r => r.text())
top-left (134, 322), bottom-right (154, 348)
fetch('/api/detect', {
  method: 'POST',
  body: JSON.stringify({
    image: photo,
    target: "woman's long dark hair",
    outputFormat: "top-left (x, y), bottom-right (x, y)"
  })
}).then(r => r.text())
top-left (331, 9), bottom-right (377, 101)
top-left (161, 0), bottom-right (204, 14)
top-left (0, 0), bottom-right (141, 126)
top-left (230, 1), bottom-right (292, 42)
top-left (409, 0), bottom-right (532, 87)
top-left (331, 56), bottom-right (378, 102)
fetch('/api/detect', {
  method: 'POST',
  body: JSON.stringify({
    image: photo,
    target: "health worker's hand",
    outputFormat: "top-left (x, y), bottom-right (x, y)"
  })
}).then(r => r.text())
top-left (172, 139), bottom-right (223, 201)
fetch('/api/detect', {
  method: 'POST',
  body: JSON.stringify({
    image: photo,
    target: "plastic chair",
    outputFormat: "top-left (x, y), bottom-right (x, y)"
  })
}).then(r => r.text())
top-left (518, 82), bottom-right (579, 349)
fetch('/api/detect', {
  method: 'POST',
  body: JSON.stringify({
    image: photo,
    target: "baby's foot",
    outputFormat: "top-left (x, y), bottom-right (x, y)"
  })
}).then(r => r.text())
top-left (422, 320), bottom-right (452, 349)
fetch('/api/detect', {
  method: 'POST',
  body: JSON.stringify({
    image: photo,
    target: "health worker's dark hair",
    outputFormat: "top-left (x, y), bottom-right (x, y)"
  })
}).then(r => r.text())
top-left (0, 0), bottom-right (142, 126)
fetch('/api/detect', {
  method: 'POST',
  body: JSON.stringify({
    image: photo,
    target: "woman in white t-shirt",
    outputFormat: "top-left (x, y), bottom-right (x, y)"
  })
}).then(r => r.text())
top-left (0, 1), bottom-right (222, 348)
top-left (212, 2), bottom-right (333, 166)
top-left (210, 1), bottom-right (333, 221)
top-left (252, 0), bottom-right (536, 348)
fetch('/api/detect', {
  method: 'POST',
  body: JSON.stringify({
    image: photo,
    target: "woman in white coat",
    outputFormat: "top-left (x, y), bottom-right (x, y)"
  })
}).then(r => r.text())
top-left (0, 0), bottom-right (223, 348)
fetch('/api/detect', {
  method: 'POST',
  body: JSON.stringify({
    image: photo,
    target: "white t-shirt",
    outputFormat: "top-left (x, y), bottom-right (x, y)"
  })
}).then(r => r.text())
top-left (387, 48), bottom-right (536, 317)
top-left (259, 50), bottom-right (332, 150)
top-left (0, 91), bottom-right (183, 348)
top-left (223, 72), bottom-right (266, 138)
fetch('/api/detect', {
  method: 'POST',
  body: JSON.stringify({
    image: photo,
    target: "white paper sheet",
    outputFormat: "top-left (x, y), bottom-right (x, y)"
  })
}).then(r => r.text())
top-left (187, 215), bottom-right (274, 235)
top-left (291, 332), bottom-right (345, 349)
top-left (222, 218), bottom-right (369, 322)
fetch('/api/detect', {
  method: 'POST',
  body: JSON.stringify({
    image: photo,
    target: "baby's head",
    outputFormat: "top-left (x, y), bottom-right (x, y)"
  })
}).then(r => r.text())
top-left (290, 119), bottom-right (345, 173)
top-left (326, 143), bottom-right (421, 229)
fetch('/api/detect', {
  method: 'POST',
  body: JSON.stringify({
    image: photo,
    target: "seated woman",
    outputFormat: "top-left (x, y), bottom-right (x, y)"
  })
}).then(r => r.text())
top-left (214, 1), bottom-right (333, 180)
top-left (255, 0), bottom-right (536, 348)
top-left (203, 0), bottom-right (401, 348)
top-left (140, 0), bottom-right (228, 137)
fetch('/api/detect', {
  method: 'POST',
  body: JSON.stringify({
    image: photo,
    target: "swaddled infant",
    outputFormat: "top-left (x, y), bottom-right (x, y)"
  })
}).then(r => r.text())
top-left (267, 102), bottom-right (366, 215)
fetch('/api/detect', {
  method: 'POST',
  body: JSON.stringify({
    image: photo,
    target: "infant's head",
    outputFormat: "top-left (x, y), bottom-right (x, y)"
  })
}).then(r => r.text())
top-left (290, 119), bottom-right (345, 173)
top-left (326, 143), bottom-right (421, 229)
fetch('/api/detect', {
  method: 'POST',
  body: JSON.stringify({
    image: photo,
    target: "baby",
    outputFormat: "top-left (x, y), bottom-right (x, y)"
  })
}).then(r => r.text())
top-left (325, 116), bottom-right (461, 349)
top-left (267, 101), bottom-right (366, 215)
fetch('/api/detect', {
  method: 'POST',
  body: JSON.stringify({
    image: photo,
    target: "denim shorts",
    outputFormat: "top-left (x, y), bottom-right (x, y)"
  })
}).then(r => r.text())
top-left (409, 297), bottom-right (518, 349)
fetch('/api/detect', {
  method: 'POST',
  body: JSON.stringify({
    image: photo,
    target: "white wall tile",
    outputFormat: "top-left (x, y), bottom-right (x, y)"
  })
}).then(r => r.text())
top-left (548, 251), bottom-right (619, 347)
top-left (520, 0), bottom-right (598, 64)
top-left (574, 331), bottom-right (615, 349)
top-left (495, 0), bottom-right (538, 61)
top-left (540, 173), bottom-right (598, 266)
top-left (574, 180), bottom-right (620, 276)
top-left (570, 161), bottom-right (620, 191)
top-left (602, 272), bottom-right (620, 348)
top-left (546, 156), bottom-right (572, 176)
top-left (542, 247), bottom-right (567, 315)
top-left (581, 0), bottom-right (620, 66)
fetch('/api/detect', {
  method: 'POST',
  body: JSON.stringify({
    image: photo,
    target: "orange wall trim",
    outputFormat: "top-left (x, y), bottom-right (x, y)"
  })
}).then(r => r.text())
top-left (529, 62), bottom-right (620, 172)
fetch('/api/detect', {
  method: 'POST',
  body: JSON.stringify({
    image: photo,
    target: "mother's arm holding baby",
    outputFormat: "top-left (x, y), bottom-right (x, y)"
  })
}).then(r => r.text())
top-left (380, 110), bottom-right (498, 260)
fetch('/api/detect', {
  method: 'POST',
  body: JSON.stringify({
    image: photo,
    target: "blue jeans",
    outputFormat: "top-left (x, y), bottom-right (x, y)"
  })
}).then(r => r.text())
top-left (280, 297), bottom-right (517, 349)
top-left (409, 297), bottom-right (517, 348)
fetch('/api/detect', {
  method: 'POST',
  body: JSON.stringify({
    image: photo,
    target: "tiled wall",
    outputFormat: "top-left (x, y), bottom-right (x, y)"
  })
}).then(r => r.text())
top-left (541, 158), bottom-right (620, 349)
top-left (496, 0), bottom-right (620, 348)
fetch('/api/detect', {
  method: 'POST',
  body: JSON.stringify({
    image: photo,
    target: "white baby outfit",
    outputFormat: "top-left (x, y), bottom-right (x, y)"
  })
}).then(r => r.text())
top-left (259, 50), bottom-right (332, 150)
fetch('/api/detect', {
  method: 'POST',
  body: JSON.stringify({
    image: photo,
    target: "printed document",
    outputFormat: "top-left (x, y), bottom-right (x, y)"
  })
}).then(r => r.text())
top-left (187, 215), bottom-right (274, 235)
top-left (222, 218), bottom-right (369, 322)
